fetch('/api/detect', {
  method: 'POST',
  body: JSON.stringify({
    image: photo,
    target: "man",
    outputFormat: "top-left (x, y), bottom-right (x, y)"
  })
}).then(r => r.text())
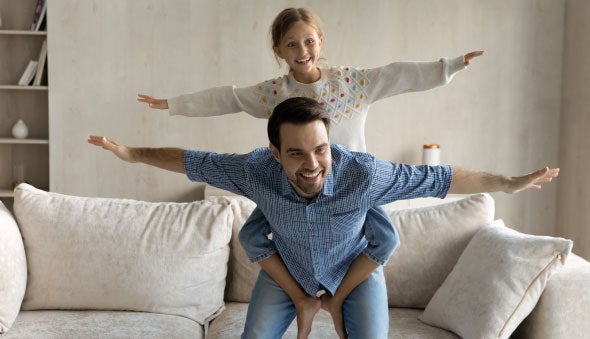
top-left (88, 97), bottom-right (558, 339)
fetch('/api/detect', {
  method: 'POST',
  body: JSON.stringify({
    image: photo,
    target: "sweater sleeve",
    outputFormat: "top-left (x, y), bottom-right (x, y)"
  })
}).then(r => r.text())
top-left (167, 84), bottom-right (270, 119)
top-left (364, 55), bottom-right (466, 103)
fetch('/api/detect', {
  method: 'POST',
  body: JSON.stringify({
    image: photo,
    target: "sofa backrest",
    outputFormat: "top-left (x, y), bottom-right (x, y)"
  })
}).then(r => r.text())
top-left (13, 184), bottom-right (234, 325)
top-left (206, 196), bottom-right (259, 303)
top-left (210, 193), bottom-right (495, 308)
top-left (383, 193), bottom-right (495, 308)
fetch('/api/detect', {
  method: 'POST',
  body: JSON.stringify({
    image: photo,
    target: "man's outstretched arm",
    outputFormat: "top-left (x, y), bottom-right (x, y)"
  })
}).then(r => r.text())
top-left (87, 135), bottom-right (185, 173)
top-left (449, 166), bottom-right (559, 194)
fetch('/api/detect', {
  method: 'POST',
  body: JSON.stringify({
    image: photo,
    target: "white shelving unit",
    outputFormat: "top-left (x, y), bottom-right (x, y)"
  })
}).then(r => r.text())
top-left (0, 0), bottom-right (49, 207)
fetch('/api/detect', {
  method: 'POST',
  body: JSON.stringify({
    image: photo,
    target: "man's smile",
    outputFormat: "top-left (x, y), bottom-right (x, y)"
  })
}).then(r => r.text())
top-left (299, 170), bottom-right (321, 182)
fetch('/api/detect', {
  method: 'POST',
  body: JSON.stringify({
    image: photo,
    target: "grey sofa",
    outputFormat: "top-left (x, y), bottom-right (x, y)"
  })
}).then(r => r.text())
top-left (1, 184), bottom-right (589, 338)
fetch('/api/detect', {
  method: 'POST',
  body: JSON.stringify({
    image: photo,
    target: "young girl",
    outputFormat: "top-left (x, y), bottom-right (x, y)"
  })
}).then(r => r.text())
top-left (139, 7), bottom-right (482, 338)
top-left (139, 8), bottom-right (482, 152)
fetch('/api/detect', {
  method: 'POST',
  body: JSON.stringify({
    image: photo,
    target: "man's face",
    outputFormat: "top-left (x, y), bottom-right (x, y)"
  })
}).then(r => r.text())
top-left (270, 120), bottom-right (332, 199)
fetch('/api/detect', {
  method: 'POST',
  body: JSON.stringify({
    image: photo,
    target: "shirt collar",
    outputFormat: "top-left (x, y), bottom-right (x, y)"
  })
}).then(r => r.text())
top-left (322, 169), bottom-right (334, 196)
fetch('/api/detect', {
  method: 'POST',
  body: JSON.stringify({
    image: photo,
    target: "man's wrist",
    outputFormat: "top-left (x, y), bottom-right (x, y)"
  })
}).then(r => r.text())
top-left (500, 174), bottom-right (513, 193)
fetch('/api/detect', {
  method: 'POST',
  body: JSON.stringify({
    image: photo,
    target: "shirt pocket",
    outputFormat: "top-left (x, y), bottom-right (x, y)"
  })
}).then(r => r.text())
top-left (329, 208), bottom-right (364, 234)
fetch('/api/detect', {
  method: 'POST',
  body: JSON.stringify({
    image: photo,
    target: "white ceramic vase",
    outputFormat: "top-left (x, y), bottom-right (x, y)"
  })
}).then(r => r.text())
top-left (12, 120), bottom-right (29, 139)
top-left (422, 144), bottom-right (441, 166)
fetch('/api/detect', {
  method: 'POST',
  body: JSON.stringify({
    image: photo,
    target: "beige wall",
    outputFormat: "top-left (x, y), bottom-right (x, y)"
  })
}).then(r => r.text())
top-left (558, 0), bottom-right (590, 258)
top-left (48, 0), bottom-right (564, 236)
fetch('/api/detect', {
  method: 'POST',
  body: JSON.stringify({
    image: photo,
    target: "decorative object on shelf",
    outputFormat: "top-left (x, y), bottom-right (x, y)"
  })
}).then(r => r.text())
top-left (422, 144), bottom-right (441, 166)
top-left (12, 120), bottom-right (29, 139)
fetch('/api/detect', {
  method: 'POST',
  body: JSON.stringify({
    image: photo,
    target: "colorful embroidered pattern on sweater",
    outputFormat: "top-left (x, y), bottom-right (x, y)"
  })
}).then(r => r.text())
top-left (255, 67), bottom-right (369, 123)
top-left (256, 79), bottom-right (286, 116)
top-left (320, 67), bottom-right (369, 123)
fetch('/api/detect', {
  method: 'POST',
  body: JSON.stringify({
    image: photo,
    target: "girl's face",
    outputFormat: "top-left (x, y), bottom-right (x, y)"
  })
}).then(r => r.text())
top-left (273, 21), bottom-right (323, 83)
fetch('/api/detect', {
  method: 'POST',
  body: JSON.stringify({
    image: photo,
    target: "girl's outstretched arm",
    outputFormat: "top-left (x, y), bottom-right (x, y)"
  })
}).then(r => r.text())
top-left (137, 93), bottom-right (169, 109)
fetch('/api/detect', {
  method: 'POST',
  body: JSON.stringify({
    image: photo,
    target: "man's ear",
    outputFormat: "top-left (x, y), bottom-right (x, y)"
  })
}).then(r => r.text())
top-left (269, 142), bottom-right (281, 163)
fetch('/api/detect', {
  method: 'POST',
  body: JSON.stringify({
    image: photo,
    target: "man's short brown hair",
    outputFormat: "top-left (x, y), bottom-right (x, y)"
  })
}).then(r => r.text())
top-left (267, 97), bottom-right (331, 150)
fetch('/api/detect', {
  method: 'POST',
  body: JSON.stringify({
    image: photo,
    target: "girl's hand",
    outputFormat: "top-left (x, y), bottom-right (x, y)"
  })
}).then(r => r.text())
top-left (137, 93), bottom-right (169, 109)
top-left (464, 50), bottom-right (484, 66)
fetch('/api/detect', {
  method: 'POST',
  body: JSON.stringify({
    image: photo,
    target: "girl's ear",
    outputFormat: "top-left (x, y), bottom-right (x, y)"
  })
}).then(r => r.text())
top-left (273, 46), bottom-right (283, 59)
top-left (269, 143), bottom-right (281, 163)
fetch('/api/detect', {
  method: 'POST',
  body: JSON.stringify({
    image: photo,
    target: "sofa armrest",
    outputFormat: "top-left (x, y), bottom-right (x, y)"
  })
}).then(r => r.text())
top-left (513, 253), bottom-right (590, 339)
top-left (0, 201), bottom-right (27, 333)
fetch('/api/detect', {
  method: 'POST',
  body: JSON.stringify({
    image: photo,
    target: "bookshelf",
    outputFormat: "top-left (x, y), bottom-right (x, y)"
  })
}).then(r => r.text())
top-left (0, 0), bottom-right (49, 207)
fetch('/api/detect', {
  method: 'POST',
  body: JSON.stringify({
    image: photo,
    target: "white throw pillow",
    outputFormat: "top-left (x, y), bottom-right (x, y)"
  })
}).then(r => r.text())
top-left (13, 184), bottom-right (233, 325)
top-left (419, 219), bottom-right (573, 339)
top-left (0, 202), bottom-right (27, 333)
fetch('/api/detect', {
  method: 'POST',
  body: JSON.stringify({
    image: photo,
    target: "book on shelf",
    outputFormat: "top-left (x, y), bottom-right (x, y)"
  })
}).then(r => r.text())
top-left (18, 60), bottom-right (38, 86)
top-left (31, 0), bottom-right (47, 31)
top-left (33, 39), bottom-right (48, 86)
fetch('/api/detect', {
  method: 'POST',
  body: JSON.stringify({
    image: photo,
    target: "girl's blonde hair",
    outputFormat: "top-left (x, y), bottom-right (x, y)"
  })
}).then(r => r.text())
top-left (270, 8), bottom-right (325, 67)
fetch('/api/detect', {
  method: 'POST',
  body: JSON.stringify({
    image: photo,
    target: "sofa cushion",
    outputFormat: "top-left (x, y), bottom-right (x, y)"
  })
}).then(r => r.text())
top-left (419, 219), bottom-right (573, 339)
top-left (3, 310), bottom-right (204, 339)
top-left (0, 202), bottom-right (27, 333)
top-left (383, 193), bottom-right (495, 308)
top-left (207, 303), bottom-right (459, 339)
top-left (13, 184), bottom-right (233, 325)
top-left (206, 195), bottom-right (259, 303)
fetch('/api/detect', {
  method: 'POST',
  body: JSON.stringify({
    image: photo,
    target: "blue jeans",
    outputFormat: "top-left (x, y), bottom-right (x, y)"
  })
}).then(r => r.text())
top-left (238, 206), bottom-right (399, 265)
top-left (241, 266), bottom-right (389, 339)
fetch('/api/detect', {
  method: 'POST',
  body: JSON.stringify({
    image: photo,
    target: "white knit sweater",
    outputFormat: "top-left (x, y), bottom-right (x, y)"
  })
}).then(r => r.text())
top-left (169, 56), bottom-right (466, 152)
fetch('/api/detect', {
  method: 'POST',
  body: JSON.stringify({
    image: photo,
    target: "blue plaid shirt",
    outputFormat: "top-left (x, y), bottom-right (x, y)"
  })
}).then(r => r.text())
top-left (184, 145), bottom-right (452, 296)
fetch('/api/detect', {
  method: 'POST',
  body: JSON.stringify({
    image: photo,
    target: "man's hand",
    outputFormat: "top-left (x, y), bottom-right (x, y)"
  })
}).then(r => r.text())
top-left (87, 135), bottom-right (136, 163)
top-left (258, 254), bottom-right (322, 339)
top-left (449, 166), bottom-right (559, 194)
top-left (320, 293), bottom-right (347, 339)
top-left (464, 50), bottom-right (484, 66)
top-left (505, 167), bottom-right (559, 194)
top-left (137, 93), bottom-right (169, 109)
top-left (87, 136), bottom-right (186, 173)
top-left (293, 296), bottom-right (322, 339)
